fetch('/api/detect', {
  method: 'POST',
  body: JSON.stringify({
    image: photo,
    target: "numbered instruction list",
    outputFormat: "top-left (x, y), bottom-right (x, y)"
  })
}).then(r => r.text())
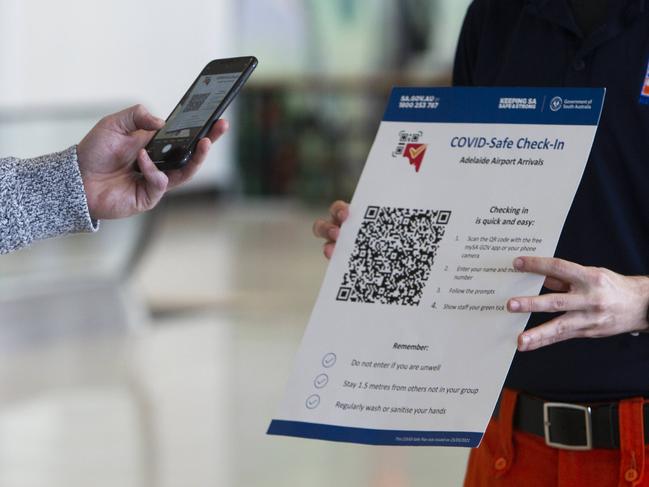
top-left (268, 87), bottom-right (605, 447)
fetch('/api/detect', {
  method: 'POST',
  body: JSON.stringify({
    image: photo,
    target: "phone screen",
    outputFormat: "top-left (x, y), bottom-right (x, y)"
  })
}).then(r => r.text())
top-left (144, 57), bottom-right (257, 170)
top-left (148, 71), bottom-right (242, 153)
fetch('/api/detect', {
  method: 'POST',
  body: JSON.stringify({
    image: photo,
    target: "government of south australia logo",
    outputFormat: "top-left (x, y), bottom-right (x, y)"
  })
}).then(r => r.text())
top-left (392, 130), bottom-right (427, 172)
top-left (550, 96), bottom-right (563, 112)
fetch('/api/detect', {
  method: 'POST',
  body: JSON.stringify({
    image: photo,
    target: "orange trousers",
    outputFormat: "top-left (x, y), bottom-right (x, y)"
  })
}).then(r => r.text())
top-left (464, 389), bottom-right (649, 487)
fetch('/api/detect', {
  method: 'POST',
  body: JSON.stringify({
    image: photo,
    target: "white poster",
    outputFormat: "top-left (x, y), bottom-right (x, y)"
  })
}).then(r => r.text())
top-left (269, 87), bottom-right (605, 447)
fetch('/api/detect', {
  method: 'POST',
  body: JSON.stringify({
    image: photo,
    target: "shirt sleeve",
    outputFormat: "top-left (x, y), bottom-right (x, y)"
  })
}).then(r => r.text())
top-left (0, 146), bottom-right (98, 254)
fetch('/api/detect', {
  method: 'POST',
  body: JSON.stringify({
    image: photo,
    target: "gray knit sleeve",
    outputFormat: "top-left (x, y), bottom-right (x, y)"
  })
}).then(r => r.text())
top-left (0, 146), bottom-right (98, 254)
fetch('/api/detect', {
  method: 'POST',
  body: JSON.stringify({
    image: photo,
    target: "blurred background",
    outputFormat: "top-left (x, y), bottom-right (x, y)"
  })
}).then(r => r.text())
top-left (0, 0), bottom-right (472, 485)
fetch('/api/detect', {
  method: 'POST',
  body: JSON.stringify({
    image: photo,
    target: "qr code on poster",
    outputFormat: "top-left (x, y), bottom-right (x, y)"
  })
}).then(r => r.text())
top-left (336, 206), bottom-right (451, 306)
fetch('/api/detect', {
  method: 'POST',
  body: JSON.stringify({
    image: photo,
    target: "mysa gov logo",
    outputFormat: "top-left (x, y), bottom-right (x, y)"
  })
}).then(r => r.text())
top-left (392, 130), bottom-right (427, 172)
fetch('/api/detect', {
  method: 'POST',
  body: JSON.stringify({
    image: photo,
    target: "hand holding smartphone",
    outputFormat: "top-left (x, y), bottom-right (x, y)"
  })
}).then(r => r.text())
top-left (144, 56), bottom-right (257, 171)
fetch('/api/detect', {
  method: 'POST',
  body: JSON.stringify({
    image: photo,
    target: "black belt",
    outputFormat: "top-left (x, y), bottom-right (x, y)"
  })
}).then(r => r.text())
top-left (512, 394), bottom-right (649, 450)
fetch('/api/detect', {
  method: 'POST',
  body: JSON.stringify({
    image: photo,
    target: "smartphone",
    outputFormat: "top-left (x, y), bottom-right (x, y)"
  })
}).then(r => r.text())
top-left (144, 56), bottom-right (257, 171)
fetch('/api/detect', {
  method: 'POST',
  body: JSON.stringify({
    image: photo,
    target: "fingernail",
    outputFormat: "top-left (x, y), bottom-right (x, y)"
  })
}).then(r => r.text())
top-left (519, 335), bottom-right (530, 350)
top-left (323, 244), bottom-right (332, 259)
top-left (513, 258), bottom-right (524, 270)
top-left (508, 300), bottom-right (520, 311)
top-left (337, 210), bottom-right (345, 221)
top-left (328, 227), bottom-right (339, 240)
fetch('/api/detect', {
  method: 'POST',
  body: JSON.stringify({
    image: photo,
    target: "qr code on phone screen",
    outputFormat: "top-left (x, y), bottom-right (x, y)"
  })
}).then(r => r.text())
top-left (183, 93), bottom-right (210, 112)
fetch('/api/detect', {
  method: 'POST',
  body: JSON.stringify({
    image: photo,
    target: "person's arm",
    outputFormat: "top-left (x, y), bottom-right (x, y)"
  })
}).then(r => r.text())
top-left (0, 147), bottom-right (96, 254)
top-left (0, 104), bottom-right (228, 254)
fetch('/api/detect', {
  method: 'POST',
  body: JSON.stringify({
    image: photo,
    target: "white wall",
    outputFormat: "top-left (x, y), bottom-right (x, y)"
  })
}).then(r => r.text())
top-left (0, 0), bottom-right (239, 187)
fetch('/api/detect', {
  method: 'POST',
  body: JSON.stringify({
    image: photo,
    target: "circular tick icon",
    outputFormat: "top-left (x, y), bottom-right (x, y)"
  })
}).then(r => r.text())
top-left (322, 353), bottom-right (337, 368)
top-left (306, 394), bottom-right (321, 409)
top-left (314, 373), bottom-right (329, 389)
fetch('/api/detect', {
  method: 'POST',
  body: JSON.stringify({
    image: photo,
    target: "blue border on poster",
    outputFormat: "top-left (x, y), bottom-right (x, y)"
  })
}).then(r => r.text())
top-left (267, 420), bottom-right (483, 447)
top-left (383, 87), bottom-right (605, 126)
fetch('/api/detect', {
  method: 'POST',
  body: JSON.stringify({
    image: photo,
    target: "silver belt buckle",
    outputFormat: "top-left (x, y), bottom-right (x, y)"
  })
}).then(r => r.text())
top-left (542, 402), bottom-right (593, 451)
